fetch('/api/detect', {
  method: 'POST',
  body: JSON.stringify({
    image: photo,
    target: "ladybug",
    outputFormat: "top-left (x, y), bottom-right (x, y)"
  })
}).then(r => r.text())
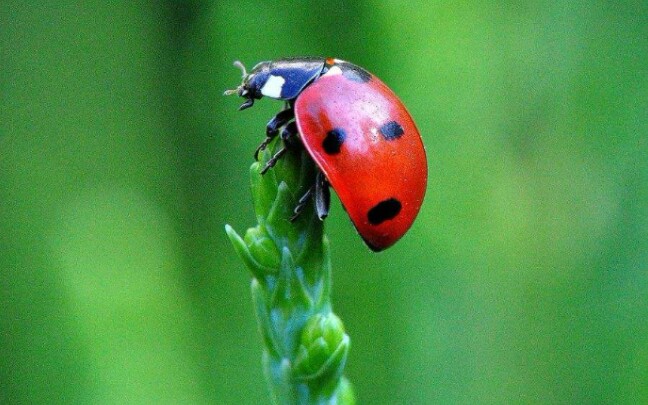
top-left (225, 57), bottom-right (427, 251)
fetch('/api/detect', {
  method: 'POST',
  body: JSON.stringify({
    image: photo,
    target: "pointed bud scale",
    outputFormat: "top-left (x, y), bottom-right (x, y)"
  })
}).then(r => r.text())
top-left (245, 228), bottom-right (281, 270)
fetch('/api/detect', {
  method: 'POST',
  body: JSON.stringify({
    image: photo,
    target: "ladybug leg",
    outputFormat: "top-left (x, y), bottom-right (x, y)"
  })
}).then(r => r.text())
top-left (314, 170), bottom-right (330, 220)
top-left (290, 188), bottom-right (313, 222)
top-left (279, 121), bottom-right (300, 148)
top-left (254, 137), bottom-right (276, 161)
top-left (255, 108), bottom-right (295, 160)
top-left (290, 171), bottom-right (330, 221)
top-left (239, 98), bottom-right (254, 111)
top-left (267, 108), bottom-right (294, 136)
top-left (260, 121), bottom-right (299, 174)
top-left (260, 147), bottom-right (288, 175)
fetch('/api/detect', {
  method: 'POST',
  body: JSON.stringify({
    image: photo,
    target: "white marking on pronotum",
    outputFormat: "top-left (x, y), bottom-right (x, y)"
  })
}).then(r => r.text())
top-left (261, 75), bottom-right (286, 98)
top-left (324, 66), bottom-right (343, 77)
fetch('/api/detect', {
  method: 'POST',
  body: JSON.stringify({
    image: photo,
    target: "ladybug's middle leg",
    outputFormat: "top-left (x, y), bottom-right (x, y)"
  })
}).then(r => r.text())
top-left (255, 107), bottom-right (294, 160)
top-left (290, 171), bottom-right (330, 221)
top-left (314, 170), bottom-right (330, 220)
top-left (290, 188), bottom-right (312, 222)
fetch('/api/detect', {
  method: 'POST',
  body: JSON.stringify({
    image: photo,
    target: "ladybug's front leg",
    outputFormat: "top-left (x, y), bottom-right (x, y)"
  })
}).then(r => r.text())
top-left (260, 121), bottom-right (299, 175)
top-left (254, 107), bottom-right (294, 160)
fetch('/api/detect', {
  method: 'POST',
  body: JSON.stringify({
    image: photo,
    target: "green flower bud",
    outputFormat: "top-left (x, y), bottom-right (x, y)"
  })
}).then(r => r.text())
top-left (302, 313), bottom-right (345, 349)
top-left (294, 313), bottom-right (350, 382)
top-left (245, 227), bottom-right (280, 270)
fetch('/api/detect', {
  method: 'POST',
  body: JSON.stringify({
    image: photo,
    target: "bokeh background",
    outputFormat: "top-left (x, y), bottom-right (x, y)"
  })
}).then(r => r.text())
top-left (2, 2), bottom-right (647, 404)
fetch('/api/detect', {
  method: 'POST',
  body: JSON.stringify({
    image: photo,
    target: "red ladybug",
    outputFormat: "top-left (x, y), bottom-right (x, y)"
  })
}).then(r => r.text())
top-left (225, 57), bottom-right (427, 251)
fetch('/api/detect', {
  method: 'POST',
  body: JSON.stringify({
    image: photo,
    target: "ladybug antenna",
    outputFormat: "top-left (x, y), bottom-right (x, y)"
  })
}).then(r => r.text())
top-left (223, 60), bottom-right (249, 96)
top-left (233, 60), bottom-right (247, 78)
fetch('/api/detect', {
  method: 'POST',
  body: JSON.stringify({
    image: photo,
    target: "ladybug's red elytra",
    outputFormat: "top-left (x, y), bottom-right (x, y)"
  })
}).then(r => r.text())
top-left (225, 57), bottom-right (427, 251)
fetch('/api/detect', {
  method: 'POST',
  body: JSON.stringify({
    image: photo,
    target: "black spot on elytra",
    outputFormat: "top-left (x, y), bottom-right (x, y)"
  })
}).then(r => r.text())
top-left (322, 128), bottom-right (346, 154)
top-left (338, 62), bottom-right (371, 83)
top-left (379, 120), bottom-right (404, 140)
top-left (367, 198), bottom-right (402, 225)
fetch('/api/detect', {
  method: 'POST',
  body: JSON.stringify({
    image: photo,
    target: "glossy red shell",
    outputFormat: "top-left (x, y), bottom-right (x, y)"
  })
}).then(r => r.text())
top-left (294, 67), bottom-right (427, 251)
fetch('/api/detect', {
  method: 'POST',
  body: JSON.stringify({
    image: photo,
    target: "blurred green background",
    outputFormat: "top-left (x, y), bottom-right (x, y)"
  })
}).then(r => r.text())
top-left (2, 1), bottom-right (647, 404)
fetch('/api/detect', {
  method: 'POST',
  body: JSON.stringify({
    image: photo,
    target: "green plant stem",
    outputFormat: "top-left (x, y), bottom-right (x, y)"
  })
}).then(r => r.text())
top-left (226, 140), bottom-right (355, 405)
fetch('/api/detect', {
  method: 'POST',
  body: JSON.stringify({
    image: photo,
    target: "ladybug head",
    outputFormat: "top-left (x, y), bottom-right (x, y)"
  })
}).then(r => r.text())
top-left (224, 60), bottom-right (272, 110)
